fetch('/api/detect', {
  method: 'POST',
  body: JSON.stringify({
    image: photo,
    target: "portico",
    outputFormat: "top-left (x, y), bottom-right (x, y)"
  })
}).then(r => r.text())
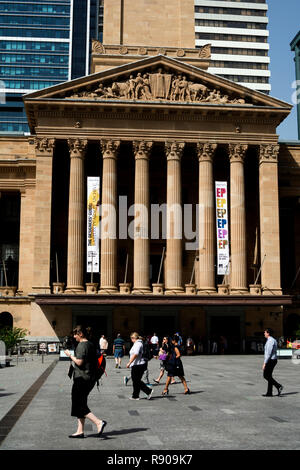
top-left (23, 53), bottom-right (291, 301)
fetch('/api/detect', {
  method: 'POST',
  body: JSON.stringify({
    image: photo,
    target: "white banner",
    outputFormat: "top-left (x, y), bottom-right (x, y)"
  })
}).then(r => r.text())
top-left (215, 181), bottom-right (230, 276)
top-left (87, 177), bottom-right (100, 273)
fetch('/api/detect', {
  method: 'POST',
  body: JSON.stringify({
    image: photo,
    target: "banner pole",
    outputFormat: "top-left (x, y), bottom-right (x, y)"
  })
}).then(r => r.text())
top-left (55, 252), bottom-right (59, 283)
top-left (2, 258), bottom-right (8, 287)
top-left (157, 247), bottom-right (166, 284)
top-left (124, 254), bottom-right (128, 283)
top-left (190, 255), bottom-right (197, 285)
top-left (254, 254), bottom-right (266, 285)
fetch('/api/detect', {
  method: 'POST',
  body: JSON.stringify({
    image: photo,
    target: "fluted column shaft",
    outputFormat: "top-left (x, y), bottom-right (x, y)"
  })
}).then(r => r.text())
top-left (229, 143), bottom-right (248, 292)
top-left (66, 139), bottom-right (87, 292)
top-left (259, 144), bottom-right (282, 295)
top-left (165, 141), bottom-right (185, 293)
top-left (197, 143), bottom-right (217, 293)
top-left (99, 140), bottom-right (120, 293)
top-left (32, 137), bottom-right (55, 294)
top-left (132, 141), bottom-right (152, 293)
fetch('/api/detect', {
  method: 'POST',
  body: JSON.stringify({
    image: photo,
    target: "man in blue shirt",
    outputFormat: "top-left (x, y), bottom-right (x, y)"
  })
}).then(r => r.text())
top-left (262, 328), bottom-right (283, 397)
top-left (113, 334), bottom-right (125, 369)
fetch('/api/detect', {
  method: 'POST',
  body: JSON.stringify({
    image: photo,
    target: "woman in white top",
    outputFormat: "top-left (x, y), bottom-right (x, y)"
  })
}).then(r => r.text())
top-left (126, 332), bottom-right (153, 400)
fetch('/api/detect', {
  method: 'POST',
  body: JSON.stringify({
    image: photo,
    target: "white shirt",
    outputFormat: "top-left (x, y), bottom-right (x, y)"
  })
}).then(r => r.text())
top-left (129, 339), bottom-right (145, 367)
top-left (264, 336), bottom-right (277, 363)
top-left (99, 338), bottom-right (108, 349)
top-left (150, 335), bottom-right (159, 345)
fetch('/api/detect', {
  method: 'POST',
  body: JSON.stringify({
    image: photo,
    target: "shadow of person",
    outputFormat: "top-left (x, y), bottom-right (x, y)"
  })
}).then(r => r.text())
top-left (88, 427), bottom-right (149, 439)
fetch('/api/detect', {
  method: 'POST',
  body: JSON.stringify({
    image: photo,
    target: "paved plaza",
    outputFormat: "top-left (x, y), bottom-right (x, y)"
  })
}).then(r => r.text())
top-left (0, 354), bottom-right (300, 451)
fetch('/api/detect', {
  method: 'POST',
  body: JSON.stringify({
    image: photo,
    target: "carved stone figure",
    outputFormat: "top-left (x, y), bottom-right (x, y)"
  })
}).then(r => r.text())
top-left (67, 67), bottom-right (251, 106)
top-left (188, 83), bottom-right (208, 101)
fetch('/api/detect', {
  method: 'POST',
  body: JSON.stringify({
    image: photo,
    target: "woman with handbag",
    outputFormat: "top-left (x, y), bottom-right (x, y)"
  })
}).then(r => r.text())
top-left (162, 335), bottom-right (191, 396)
top-left (64, 325), bottom-right (107, 438)
top-left (153, 336), bottom-right (175, 385)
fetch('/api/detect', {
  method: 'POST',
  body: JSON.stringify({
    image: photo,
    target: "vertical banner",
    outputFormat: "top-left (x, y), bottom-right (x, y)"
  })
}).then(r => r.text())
top-left (215, 181), bottom-right (230, 275)
top-left (87, 177), bottom-right (100, 273)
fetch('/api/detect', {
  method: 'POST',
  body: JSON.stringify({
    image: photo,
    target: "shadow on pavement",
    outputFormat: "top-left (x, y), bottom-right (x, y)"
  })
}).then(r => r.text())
top-left (88, 427), bottom-right (149, 439)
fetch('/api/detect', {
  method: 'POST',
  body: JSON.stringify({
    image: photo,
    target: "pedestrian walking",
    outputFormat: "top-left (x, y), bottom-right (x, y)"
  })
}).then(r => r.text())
top-left (262, 328), bottom-right (283, 397)
top-left (64, 325), bottom-right (107, 438)
top-left (162, 335), bottom-right (190, 396)
top-left (126, 332), bottom-right (153, 400)
top-left (150, 332), bottom-right (159, 357)
top-left (153, 336), bottom-right (175, 385)
top-left (186, 336), bottom-right (195, 355)
top-left (113, 333), bottom-right (125, 368)
top-left (99, 335), bottom-right (108, 356)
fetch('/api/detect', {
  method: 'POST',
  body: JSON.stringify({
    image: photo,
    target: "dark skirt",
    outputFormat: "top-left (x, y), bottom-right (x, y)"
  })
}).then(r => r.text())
top-left (166, 359), bottom-right (185, 377)
top-left (71, 377), bottom-right (95, 418)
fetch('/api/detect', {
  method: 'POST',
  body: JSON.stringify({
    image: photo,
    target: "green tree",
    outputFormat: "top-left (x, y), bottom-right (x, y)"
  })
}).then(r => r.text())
top-left (0, 326), bottom-right (28, 352)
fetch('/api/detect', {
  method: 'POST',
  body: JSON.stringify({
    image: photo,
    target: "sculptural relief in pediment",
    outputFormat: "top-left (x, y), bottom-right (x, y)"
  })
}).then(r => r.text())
top-left (67, 68), bottom-right (250, 105)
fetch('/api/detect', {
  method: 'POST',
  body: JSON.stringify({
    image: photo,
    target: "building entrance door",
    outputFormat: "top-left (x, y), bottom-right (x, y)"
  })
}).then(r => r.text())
top-left (210, 315), bottom-right (241, 353)
top-left (142, 315), bottom-right (177, 343)
top-left (75, 315), bottom-right (108, 344)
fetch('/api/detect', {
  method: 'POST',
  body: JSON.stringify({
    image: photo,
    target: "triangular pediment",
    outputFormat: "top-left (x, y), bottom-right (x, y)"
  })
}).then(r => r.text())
top-left (24, 55), bottom-right (291, 110)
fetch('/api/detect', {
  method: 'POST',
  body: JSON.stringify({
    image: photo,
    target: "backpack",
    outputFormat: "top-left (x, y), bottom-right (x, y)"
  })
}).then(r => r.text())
top-left (95, 353), bottom-right (107, 388)
top-left (142, 341), bottom-right (153, 361)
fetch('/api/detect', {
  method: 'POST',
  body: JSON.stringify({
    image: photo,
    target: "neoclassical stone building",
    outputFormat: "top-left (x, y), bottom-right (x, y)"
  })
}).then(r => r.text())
top-left (1, 0), bottom-right (300, 352)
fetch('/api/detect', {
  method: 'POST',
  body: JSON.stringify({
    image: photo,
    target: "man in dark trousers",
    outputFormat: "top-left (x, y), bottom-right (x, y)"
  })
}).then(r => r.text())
top-left (262, 328), bottom-right (283, 397)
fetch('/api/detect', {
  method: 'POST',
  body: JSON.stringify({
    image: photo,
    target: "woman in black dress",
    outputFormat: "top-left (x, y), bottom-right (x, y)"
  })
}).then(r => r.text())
top-left (64, 325), bottom-right (107, 438)
top-left (162, 335), bottom-right (191, 396)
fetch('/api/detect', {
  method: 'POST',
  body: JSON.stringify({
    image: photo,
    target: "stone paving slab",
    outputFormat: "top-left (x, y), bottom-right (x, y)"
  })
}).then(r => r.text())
top-left (1, 355), bottom-right (300, 450)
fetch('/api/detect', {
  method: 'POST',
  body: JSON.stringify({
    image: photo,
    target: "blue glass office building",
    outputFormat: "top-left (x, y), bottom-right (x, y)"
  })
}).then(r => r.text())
top-left (0, 0), bottom-right (99, 134)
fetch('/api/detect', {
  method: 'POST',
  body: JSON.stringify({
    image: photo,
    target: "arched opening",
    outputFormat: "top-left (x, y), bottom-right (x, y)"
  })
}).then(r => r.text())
top-left (0, 311), bottom-right (13, 329)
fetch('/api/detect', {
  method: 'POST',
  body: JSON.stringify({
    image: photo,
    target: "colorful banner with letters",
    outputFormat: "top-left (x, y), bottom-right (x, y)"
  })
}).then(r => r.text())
top-left (87, 177), bottom-right (100, 273)
top-left (215, 181), bottom-right (230, 276)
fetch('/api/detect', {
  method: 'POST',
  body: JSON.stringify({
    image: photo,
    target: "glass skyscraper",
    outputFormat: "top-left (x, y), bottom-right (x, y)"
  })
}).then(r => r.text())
top-left (0, 0), bottom-right (98, 134)
top-left (194, 0), bottom-right (270, 94)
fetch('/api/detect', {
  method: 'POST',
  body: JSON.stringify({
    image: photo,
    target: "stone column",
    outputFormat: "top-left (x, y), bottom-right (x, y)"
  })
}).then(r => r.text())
top-left (132, 141), bottom-right (152, 294)
top-left (18, 185), bottom-right (35, 295)
top-left (259, 144), bottom-right (282, 295)
top-left (99, 140), bottom-right (120, 293)
top-left (229, 143), bottom-right (248, 293)
top-left (165, 141), bottom-right (185, 294)
top-left (65, 138), bottom-right (87, 293)
top-left (32, 137), bottom-right (55, 294)
top-left (197, 142), bottom-right (217, 294)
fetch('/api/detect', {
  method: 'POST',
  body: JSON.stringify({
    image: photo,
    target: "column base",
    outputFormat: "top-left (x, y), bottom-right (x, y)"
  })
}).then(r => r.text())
top-left (65, 286), bottom-right (85, 294)
top-left (262, 287), bottom-right (282, 296)
top-left (230, 288), bottom-right (249, 295)
top-left (32, 286), bottom-right (51, 295)
top-left (197, 288), bottom-right (217, 296)
top-left (132, 287), bottom-right (152, 295)
top-left (98, 287), bottom-right (118, 295)
top-left (165, 287), bottom-right (185, 295)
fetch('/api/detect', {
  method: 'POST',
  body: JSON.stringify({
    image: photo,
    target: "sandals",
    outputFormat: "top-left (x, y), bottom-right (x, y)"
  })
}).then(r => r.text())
top-left (162, 389), bottom-right (169, 396)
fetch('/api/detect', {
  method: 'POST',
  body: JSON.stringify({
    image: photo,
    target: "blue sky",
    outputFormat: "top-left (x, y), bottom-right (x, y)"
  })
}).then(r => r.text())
top-left (268, 0), bottom-right (300, 140)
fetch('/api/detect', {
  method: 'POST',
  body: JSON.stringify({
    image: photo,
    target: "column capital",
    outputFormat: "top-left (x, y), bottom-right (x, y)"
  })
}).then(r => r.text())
top-left (228, 143), bottom-right (248, 163)
top-left (33, 137), bottom-right (55, 155)
top-left (67, 138), bottom-right (88, 157)
top-left (100, 139), bottom-right (120, 159)
top-left (165, 141), bottom-right (185, 161)
top-left (259, 143), bottom-right (280, 164)
top-left (133, 140), bottom-right (153, 160)
top-left (197, 142), bottom-right (217, 162)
